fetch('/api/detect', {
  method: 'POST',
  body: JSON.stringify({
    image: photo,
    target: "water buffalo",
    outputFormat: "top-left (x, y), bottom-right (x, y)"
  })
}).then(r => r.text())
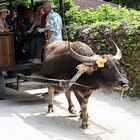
top-left (43, 40), bottom-right (129, 129)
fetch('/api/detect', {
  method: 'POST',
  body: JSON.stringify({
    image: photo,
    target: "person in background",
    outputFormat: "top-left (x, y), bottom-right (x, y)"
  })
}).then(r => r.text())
top-left (41, 1), bottom-right (63, 48)
top-left (12, 4), bottom-right (29, 64)
top-left (12, 4), bottom-right (27, 43)
top-left (6, 8), bottom-right (17, 26)
top-left (25, 5), bottom-right (44, 64)
top-left (23, 8), bottom-right (34, 32)
top-left (27, 4), bottom-right (44, 34)
top-left (0, 6), bottom-right (12, 32)
top-left (10, 9), bottom-right (17, 22)
top-left (22, 8), bottom-right (34, 59)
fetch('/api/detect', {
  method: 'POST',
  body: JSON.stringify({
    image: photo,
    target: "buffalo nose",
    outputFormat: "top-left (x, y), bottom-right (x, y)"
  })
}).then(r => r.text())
top-left (118, 78), bottom-right (129, 86)
top-left (118, 78), bottom-right (129, 90)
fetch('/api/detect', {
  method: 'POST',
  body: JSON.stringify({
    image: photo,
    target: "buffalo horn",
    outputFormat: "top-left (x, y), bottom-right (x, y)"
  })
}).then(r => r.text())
top-left (111, 40), bottom-right (122, 60)
top-left (68, 42), bottom-right (101, 62)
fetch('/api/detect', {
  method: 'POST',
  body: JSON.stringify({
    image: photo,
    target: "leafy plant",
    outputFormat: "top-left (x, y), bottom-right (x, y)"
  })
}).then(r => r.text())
top-left (65, 3), bottom-right (140, 97)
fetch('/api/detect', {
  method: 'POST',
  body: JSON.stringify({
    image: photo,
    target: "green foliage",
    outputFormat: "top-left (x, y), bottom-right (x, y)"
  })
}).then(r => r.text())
top-left (66, 5), bottom-right (97, 26)
top-left (65, 3), bottom-right (140, 97)
top-left (65, 4), bottom-right (140, 27)
top-left (110, 0), bottom-right (140, 10)
top-left (52, 0), bottom-right (75, 14)
top-left (62, 0), bottom-right (75, 12)
top-left (95, 5), bottom-right (131, 22)
top-left (10, 0), bottom-right (42, 7)
top-left (129, 90), bottom-right (140, 98)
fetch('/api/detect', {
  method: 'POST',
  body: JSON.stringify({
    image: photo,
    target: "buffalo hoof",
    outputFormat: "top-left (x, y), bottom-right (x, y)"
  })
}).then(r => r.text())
top-left (68, 105), bottom-right (76, 114)
top-left (81, 122), bottom-right (88, 129)
top-left (48, 105), bottom-right (54, 113)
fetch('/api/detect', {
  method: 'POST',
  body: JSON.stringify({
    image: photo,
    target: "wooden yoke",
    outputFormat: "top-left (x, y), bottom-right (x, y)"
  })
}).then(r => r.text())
top-left (76, 63), bottom-right (96, 75)
top-left (63, 63), bottom-right (96, 92)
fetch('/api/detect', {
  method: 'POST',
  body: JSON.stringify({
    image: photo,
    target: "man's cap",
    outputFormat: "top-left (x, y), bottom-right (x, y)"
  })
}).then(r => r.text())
top-left (0, 6), bottom-right (10, 15)
top-left (41, 1), bottom-right (55, 8)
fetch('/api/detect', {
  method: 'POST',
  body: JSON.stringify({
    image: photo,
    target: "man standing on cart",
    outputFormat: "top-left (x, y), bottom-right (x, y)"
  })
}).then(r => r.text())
top-left (41, 1), bottom-right (63, 48)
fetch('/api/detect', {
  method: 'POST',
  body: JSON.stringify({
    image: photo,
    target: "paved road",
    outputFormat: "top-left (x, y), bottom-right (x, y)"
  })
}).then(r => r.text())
top-left (0, 88), bottom-right (140, 140)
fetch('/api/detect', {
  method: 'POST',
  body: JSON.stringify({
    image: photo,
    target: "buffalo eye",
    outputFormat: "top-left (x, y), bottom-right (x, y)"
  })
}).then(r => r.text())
top-left (107, 65), bottom-right (112, 69)
top-left (104, 63), bottom-right (112, 69)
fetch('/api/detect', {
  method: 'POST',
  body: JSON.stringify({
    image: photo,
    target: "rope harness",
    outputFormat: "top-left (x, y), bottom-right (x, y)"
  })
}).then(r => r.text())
top-left (16, 63), bottom-right (95, 91)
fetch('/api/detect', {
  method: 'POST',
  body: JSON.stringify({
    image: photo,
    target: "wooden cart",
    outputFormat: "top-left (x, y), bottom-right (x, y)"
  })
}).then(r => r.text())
top-left (0, 32), bottom-right (41, 99)
top-left (0, 0), bottom-right (65, 99)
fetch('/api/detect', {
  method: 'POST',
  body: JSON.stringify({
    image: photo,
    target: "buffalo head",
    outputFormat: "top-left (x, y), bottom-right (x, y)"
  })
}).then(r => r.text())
top-left (69, 41), bottom-right (129, 91)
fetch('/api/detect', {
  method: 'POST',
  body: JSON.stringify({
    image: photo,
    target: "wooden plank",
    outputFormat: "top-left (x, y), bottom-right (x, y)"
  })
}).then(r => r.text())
top-left (0, 63), bottom-right (42, 71)
top-left (0, 32), bottom-right (15, 65)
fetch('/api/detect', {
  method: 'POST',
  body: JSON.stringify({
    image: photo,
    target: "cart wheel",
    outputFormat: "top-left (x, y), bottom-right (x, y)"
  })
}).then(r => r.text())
top-left (0, 72), bottom-right (6, 100)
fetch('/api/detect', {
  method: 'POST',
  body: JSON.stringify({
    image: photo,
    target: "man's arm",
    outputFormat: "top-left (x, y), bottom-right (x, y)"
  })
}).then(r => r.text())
top-left (43, 30), bottom-right (53, 48)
